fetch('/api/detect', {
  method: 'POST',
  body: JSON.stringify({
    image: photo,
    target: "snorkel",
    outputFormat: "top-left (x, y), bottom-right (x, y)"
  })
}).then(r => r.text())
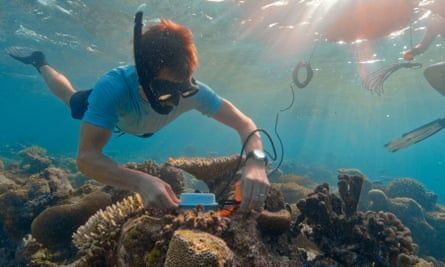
top-left (133, 10), bottom-right (174, 114)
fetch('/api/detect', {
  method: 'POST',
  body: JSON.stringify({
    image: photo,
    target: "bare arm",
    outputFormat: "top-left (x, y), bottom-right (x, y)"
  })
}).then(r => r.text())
top-left (212, 99), bottom-right (270, 211)
top-left (405, 14), bottom-right (444, 59)
top-left (76, 122), bottom-right (179, 209)
top-left (212, 99), bottom-right (263, 153)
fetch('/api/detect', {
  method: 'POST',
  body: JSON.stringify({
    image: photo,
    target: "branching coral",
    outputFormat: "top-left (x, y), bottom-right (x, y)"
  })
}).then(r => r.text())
top-left (4, 150), bottom-right (442, 267)
top-left (159, 165), bottom-right (185, 195)
top-left (72, 193), bottom-right (144, 266)
top-left (126, 160), bottom-right (161, 177)
top-left (99, 206), bottom-right (232, 266)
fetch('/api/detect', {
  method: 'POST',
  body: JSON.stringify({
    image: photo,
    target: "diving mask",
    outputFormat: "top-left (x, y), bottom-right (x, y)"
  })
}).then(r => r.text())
top-left (149, 78), bottom-right (199, 105)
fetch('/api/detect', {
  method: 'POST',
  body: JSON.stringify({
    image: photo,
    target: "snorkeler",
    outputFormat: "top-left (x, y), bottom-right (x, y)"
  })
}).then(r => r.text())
top-left (403, 0), bottom-right (445, 95)
top-left (386, 1), bottom-right (445, 152)
top-left (5, 12), bottom-right (270, 212)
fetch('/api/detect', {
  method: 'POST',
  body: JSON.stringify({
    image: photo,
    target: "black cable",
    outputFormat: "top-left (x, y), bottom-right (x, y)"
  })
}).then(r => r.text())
top-left (217, 83), bottom-right (297, 207)
top-left (273, 83), bottom-right (296, 173)
top-left (217, 128), bottom-right (278, 203)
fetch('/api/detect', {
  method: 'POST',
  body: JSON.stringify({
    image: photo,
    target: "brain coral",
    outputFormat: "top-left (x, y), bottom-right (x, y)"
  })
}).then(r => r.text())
top-left (31, 191), bottom-right (111, 249)
top-left (164, 229), bottom-right (234, 267)
top-left (386, 178), bottom-right (437, 211)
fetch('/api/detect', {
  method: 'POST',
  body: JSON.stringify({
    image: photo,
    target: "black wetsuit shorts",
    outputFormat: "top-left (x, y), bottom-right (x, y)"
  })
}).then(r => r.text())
top-left (69, 89), bottom-right (92, 120)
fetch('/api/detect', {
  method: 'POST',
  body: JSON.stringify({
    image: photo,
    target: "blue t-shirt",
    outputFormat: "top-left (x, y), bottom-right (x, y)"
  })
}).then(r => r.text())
top-left (83, 65), bottom-right (223, 135)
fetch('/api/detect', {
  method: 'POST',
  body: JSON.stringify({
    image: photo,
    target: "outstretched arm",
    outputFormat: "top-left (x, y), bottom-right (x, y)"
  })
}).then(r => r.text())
top-left (76, 122), bottom-right (179, 209)
top-left (212, 99), bottom-right (270, 211)
top-left (404, 14), bottom-right (445, 60)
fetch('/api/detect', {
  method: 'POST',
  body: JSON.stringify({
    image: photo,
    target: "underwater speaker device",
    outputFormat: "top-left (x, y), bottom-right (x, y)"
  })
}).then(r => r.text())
top-left (179, 193), bottom-right (219, 211)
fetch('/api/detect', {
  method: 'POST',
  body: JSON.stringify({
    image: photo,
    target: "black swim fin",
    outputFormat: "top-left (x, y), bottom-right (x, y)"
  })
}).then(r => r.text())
top-left (385, 117), bottom-right (445, 152)
top-left (5, 46), bottom-right (48, 72)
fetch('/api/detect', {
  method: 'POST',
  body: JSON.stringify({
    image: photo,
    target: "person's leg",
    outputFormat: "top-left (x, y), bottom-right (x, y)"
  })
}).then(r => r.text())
top-left (5, 47), bottom-right (76, 106)
top-left (424, 62), bottom-right (445, 97)
top-left (39, 65), bottom-right (76, 106)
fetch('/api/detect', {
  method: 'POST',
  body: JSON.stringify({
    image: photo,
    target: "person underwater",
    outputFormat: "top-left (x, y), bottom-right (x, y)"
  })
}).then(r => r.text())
top-left (5, 11), bottom-right (270, 212)
top-left (403, 0), bottom-right (445, 96)
top-left (387, 0), bottom-right (445, 152)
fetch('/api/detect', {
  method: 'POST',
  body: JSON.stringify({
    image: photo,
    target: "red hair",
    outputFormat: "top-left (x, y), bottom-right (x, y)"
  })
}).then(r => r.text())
top-left (139, 19), bottom-right (198, 81)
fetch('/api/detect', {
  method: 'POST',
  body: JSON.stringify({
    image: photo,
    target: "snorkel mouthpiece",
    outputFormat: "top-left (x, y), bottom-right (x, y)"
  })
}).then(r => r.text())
top-left (133, 10), bottom-right (174, 114)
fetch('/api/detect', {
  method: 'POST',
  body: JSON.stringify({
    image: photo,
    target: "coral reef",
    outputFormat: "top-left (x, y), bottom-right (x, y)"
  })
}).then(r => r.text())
top-left (280, 160), bottom-right (336, 184)
top-left (226, 212), bottom-right (273, 266)
top-left (18, 146), bottom-right (52, 174)
top-left (14, 234), bottom-right (60, 267)
top-left (126, 160), bottom-right (185, 195)
top-left (126, 160), bottom-right (161, 177)
top-left (0, 171), bottom-right (71, 242)
top-left (368, 189), bottom-right (445, 261)
top-left (159, 165), bottom-right (185, 195)
top-left (164, 229), bottom-right (234, 267)
top-left (264, 185), bottom-right (286, 212)
top-left (294, 175), bottom-right (421, 266)
top-left (2, 148), bottom-right (443, 267)
top-left (31, 191), bottom-right (111, 249)
top-left (368, 189), bottom-right (434, 234)
top-left (273, 182), bottom-right (312, 204)
top-left (71, 204), bottom-right (232, 266)
top-left (116, 215), bottom-right (164, 266)
top-left (40, 167), bottom-right (74, 195)
top-left (337, 173), bottom-right (363, 216)
top-left (268, 173), bottom-right (316, 188)
top-left (386, 178), bottom-right (438, 211)
top-left (424, 209), bottom-right (445, 262)
top-left (257, 209), bottom-right (292, 234)
top-left (166, 155), bottom-right (242, 199)
top-left (72, 193), bottom-right (144, 266)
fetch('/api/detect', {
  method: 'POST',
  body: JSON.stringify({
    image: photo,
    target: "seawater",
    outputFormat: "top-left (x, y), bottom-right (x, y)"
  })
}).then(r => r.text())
top-left (0, 0), bottom-right (444, 202)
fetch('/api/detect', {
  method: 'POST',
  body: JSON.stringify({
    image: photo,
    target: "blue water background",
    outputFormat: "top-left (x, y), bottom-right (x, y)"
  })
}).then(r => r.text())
top-left (0, 0), bottom-right (444, 201)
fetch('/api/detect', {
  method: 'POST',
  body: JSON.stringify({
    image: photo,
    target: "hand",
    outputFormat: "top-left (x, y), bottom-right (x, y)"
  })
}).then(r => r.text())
top-left (239, 160), bottom-right (270, 212)
top-left (403, 49), bottom-right (414, 61)
top-left (137, 175), bottom-right (180, 210)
